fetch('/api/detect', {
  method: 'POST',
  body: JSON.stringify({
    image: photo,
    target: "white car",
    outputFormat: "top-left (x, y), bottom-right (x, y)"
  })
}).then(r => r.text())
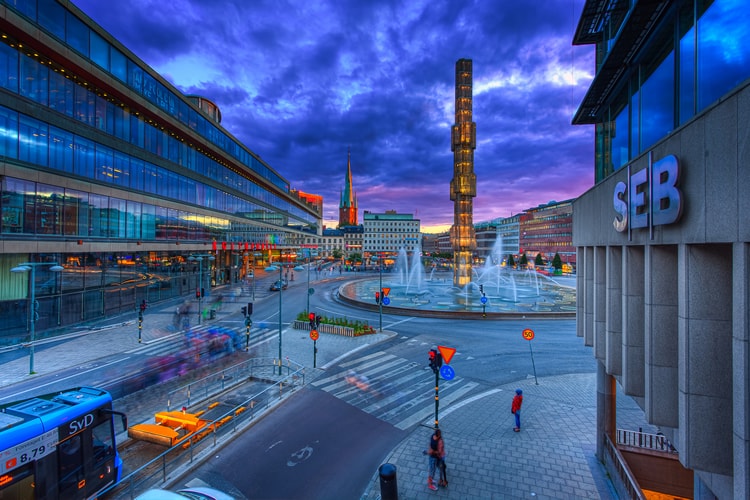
top-left (177, 487), bottom-right (234, 500)
top-left (135, 487), bottom-right (234, 500)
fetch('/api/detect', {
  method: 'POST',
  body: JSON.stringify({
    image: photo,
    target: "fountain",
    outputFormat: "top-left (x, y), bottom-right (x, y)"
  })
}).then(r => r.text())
top-left (339, 240), bottom-right (576, 317)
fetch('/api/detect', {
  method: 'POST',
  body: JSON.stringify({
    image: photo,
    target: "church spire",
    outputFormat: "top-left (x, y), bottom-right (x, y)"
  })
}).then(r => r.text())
top-left (339, 147), bottom-right (358, 227)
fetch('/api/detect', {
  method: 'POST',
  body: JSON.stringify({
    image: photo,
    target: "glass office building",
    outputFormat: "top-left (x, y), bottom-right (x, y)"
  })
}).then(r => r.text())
top-left (572, 1), bottom-right (749, 498)
top-left (0, 0), bottom-right (322, 337)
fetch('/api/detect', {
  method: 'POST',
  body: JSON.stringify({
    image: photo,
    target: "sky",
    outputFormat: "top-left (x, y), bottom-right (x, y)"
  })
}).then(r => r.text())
top-left (73, 0), bottom-right (595, 233)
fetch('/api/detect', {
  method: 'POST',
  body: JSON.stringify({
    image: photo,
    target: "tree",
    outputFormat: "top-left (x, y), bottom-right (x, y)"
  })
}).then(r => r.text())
top-left (552, 253), bottom-right (563, 271)
top-left (507, 254), bottom-right (516, 268)
top-left (332, 248), bottom-right (343, 259)
top-left (349, 252), bottom-right (362, 263)
top-left (519, 253), bottom-right (528, 268)
top-left (534, 253), bottom-right (545, 266)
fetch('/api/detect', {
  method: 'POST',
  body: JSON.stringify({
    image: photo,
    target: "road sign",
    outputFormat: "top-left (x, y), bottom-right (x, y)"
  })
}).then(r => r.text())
top-left (522, 328), bottom-right (535, 341)
top-left (382, 287), bottom-right (391, 297)
top-left (440, 365), bottom-right (455, 380)
top-left (438, 345), bottom-right (456, 364)
top-left (308, 288), bottom-right (315, 295)
top-left (382, 297), bottom-right (390, 305)
top-left (480, 296), bottom-right (488, 304)
top-left (310, 329), bottom-right (319, 341)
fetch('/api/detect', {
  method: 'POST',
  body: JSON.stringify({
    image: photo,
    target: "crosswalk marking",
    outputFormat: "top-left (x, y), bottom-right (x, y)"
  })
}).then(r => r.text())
top-left (339, 350), bottom-right (388, 367)
top-left (126, 326), bottom-right (277, 356)
top-left (315, 353), bottom-right (482, 430)
top-left (394, 381), bottom-right (479, 430)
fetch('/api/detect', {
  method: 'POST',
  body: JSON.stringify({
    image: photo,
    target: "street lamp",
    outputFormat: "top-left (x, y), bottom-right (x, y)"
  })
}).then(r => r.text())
top-left (265, 262), bottom-right (284, 375)
top-left (188, 254), bottom-right (215, 325)
top-left (378, 253), bottom-right (383, 332)
top-left (10, 262), bottom-right (64, 374)
top-left (294, 248), bottom-right (315, 315)
top-left (244, 251), bottom-right (258, 301)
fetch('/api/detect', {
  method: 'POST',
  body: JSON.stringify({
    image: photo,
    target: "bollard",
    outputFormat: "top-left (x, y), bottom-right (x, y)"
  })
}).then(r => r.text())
top-left (378, 463), bottom-right (398, 500)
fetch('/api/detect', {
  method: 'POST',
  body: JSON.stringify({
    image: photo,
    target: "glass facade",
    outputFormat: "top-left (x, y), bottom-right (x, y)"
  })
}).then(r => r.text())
top-left (0, 0), bottom-right (322, 337)
top-left (584, 0), bottom-right (750, 182)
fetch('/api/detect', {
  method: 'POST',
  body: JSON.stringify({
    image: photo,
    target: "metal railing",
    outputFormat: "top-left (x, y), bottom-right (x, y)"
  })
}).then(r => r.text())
top-left (603, 432), bottom-right (647, 500)
top-left (616, 428), bottom-right (678, 454)
top-left (101, 360), bottom-right (305, 499)
top-left (165, 357), bottom-right (303, 411)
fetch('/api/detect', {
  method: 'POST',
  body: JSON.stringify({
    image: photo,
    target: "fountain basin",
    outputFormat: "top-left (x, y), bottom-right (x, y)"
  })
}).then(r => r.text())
top-left (337, 270), bottom-right (577, 320)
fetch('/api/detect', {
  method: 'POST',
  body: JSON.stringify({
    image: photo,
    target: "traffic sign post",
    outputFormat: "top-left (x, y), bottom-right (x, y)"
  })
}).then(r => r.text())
top-left (522, 329), bottom-right (539, 385)
top-left (137, 310), bottom-right (143, 343)
top-left (310, 329), bottom-right (319, 367)
top-left (245, 316), bottom-right (253, 351)
top-left (430, 345), bottom-right (457, 429)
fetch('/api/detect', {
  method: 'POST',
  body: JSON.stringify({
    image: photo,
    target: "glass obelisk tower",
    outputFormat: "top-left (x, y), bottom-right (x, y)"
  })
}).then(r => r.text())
top-left (450, 59), bottom-right (477, 288)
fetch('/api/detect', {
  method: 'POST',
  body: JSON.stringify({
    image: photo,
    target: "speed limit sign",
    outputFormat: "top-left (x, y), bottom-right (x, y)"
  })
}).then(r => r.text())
top-left (522, 328), bottom-right (535, 341)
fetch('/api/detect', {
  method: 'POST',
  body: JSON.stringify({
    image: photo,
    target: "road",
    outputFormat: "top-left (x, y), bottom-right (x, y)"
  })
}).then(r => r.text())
top-left (164, 278), bottom-right (593, 499)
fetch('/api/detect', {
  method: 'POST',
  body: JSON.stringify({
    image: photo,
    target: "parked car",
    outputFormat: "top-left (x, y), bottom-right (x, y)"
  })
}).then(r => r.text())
top-left (269, 279), bottom-right (288, 291)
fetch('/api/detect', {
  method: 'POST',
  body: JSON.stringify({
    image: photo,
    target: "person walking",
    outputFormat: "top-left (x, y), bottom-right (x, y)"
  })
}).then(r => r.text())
top-left (426, 428), bottom-right (445, 490)
top-left (511, 388), bottom-right (523, 432)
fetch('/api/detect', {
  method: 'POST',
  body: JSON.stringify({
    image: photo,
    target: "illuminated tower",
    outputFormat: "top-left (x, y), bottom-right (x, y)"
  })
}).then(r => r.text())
top-left (339, 148), bottom-right (358, 227)
top-left (450, 59), bottom-right (477, 288)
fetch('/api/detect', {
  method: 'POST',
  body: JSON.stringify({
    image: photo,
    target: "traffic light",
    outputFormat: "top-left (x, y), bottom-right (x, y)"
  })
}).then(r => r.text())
top-left (316, 315), bottom-right (322, 328)
top-left (479, 284), bottom-right (484, 295)
top-left (375, 291), bottom-right (380, 304)
top-left (309, 312), bottom-right (316, 328)
top-left (247, 302), bottom-right (253, 315)
top-left (241, 306), bottom-right (247, 316)
top-left (196, 287), bottom-right (201, 299)
top-left (429, 349), bottom-right (442, 374)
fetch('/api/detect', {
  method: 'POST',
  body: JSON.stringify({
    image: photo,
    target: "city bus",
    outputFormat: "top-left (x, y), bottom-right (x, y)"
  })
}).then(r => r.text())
top-left (0, 387), bottom-right (127, 499)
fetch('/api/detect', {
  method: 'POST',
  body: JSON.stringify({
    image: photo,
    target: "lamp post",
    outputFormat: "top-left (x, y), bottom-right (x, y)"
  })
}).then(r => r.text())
top-left (188, 254), bottom-right (215, 325)
top-left (378, 253), bottom-right (383, 332)
top-left (265, 262), bottom-right (284, 375)
top-left (244, 251), bottom-right (258, 301)
top-left (10, 262), bottom-right (64, 374)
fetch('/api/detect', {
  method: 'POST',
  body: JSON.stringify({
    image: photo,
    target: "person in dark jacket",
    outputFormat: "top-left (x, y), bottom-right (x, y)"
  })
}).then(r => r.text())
top-left (511, 388), bottom-right (523, 432)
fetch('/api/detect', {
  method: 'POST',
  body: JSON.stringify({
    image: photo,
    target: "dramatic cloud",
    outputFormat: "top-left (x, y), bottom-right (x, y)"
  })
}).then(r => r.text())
top-left (73, 0), bottom-right (595, 231)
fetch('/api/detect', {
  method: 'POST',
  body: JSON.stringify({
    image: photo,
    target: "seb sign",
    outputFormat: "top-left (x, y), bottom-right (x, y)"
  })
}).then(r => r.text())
top-left (613, 154), bottom-right (683, 233)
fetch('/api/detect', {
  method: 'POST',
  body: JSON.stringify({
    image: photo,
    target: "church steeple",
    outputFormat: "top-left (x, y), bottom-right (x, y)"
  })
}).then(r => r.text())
top-left (339, 148), bottom-right (358, 227)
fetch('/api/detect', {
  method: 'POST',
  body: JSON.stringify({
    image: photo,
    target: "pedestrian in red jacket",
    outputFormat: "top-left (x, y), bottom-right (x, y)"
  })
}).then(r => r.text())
top-left (511, 388), bottom-right (523, 432)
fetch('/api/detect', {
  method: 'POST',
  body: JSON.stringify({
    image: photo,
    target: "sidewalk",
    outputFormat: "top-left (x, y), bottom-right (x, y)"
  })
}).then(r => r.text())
top-left (361, 373), bottom-right (624, 499)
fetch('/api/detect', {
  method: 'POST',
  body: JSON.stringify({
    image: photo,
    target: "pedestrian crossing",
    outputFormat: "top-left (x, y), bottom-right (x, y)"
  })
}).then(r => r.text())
top-left (125, 325), bottom-right (279, 357)
top-left (312, 351), bottom-right (481, 430)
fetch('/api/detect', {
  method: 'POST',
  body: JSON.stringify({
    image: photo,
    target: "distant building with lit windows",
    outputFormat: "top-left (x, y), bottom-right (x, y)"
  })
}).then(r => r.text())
top-left (362, 211), bottom-right (420, 256)
top-left (0, 1), bottom-right (321, 337)
top-left (518, 200), bottom-right (575, 265)
top-left (495, 214), bottom-right (520, 258)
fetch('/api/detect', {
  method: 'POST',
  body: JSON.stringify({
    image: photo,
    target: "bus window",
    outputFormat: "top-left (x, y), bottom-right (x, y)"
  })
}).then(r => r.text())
top-left (91, 419), bottom-right (115, 464)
